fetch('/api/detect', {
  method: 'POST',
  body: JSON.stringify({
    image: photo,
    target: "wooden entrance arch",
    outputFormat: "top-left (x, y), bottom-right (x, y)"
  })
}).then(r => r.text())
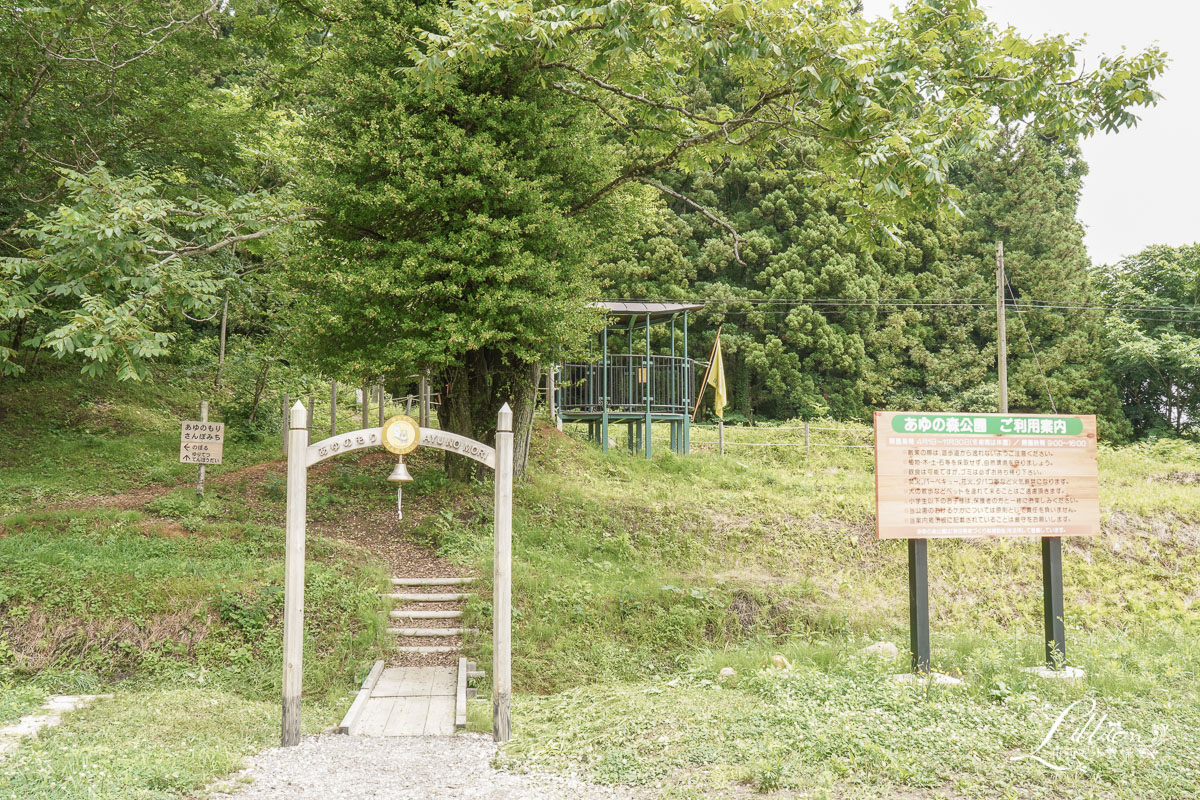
top-left (281, 402), bottom-right (514, 745)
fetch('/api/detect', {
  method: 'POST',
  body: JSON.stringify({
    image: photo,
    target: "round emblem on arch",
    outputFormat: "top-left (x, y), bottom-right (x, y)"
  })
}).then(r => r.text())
top-left (381, 415), bottom-right (421, 455)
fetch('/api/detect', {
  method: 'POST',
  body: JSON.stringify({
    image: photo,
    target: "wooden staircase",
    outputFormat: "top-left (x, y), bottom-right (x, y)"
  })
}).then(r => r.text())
top-left (337, 575), bottom-right (483, 736)
top-left (387, 576), bottom-right (477, 656)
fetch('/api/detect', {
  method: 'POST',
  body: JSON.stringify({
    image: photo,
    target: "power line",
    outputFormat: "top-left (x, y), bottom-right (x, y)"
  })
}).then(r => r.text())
top-left (608, 297), bottom-right (1200, 314)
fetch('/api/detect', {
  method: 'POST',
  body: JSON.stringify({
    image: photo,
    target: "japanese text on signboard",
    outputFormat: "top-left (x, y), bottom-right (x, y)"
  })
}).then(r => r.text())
top-left (874, 412), bottom-right (1098, 540)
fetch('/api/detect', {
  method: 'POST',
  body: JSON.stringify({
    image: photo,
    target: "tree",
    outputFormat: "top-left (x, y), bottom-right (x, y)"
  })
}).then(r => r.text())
top-left (1097, 245), bottom-right (1200, 436)
top-left (0, 2), bottom-right (321, 379)
top-left (397, 0), bottom-right (1163, 433)
top-left (414, 0), bottom-right (1165, 233)
top-left (916, 132), bottom-right (1129, 435)
top-left (293, 0), bottom-right (642, 478)
top-left (0, 165), bottom-right (305, 379)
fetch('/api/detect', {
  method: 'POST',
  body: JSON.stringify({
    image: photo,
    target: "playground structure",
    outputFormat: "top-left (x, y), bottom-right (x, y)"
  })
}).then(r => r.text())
top-left (555, 301), bottom-right (701, 457)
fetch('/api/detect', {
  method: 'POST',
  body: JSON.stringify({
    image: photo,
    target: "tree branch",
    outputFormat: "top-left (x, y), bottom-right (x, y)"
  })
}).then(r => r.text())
top-left (636, 177), bottom-right (746, 266)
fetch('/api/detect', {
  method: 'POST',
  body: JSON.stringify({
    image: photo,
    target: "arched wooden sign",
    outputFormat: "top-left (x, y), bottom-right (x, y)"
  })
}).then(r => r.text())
top-left (282, 404), bottom-right (513, 746)
top-left (306, 427), bottom-right (496, 469)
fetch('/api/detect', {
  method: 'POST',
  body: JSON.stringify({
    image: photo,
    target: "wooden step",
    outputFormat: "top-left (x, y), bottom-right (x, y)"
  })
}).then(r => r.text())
top-left (396, 645), bottom-right (458, 654)
top-left (385, 592), bottom-right (472, 603)
top-left (388, 627), bottom-right (476, 637)
top-left (389, 609), bottom-right (462, 620)
top-left (390, 577), bottom-right (476, 586)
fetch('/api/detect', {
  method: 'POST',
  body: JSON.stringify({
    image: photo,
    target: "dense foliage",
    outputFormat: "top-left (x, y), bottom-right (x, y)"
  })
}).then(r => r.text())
top-left (0, 0), bottom-right (1191, 445)
top-left (1098, 244), bottom-right (1200, 436)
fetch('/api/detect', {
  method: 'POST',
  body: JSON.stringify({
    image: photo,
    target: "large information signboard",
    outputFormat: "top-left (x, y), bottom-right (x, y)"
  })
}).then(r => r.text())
top-left (874, 411), bottom-right (1099, 540)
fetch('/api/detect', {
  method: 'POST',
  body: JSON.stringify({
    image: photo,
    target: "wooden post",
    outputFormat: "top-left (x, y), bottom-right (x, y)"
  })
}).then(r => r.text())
top-left (196, 400), bottom-right (208, 498)
top-left (377, 383), bottom-right (385, 427)
top-left (493, 404), bottom-right (514, 743)
top-left (281, 393), bottom-right (289, 458)
top-left (306, 395), bottom-right (314, 437)
top-left (329, 381), bottom-right (337, 438)
top-left (419, 374), bottom-right (430, 428)
top-left (361, 384), bottom-right (369, 430)
top-left (997, 240), bottom-right (1008, 415)
top-left (718, 419), bottom-right (725, 456)
top-left (804, 420), bottom-right (810, 458)
top-left (282, 401), bottom-right (309, 746)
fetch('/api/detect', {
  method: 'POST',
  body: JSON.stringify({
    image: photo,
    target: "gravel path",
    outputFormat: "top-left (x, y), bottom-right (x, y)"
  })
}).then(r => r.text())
top-left (207, 734), bottom-right (641, 800)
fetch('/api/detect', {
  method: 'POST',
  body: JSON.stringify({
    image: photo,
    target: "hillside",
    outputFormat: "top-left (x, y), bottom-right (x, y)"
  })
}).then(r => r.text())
top-left (1, 373), bottom-right (1198, 798)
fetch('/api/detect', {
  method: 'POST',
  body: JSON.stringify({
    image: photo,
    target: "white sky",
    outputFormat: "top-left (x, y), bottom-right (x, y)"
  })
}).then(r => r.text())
top-left (860, 0), bottom-right (1197, 266)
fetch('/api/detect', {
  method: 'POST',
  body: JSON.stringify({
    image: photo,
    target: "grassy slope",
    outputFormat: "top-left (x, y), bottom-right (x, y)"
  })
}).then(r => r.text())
top-left (0, 371), bottom-right (388, 800)
top-left (440, 422), bottom-right (1200, 799)
top-left (3, 369), bottom-right (1198, 799)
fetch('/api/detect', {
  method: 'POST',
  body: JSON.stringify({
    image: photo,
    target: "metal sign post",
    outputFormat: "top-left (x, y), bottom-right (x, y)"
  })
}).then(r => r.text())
top-left (907, 539), bottom-right (930, 673)
top-left (1042, 537), bottom-right (1066, 666)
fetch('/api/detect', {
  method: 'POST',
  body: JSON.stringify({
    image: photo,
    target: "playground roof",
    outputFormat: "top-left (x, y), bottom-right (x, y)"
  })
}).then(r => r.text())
top-left (592, 301), bottom-right (704, 324)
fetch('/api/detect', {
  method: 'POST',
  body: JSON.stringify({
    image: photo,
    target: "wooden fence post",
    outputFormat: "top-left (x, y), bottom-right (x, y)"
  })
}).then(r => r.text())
top-left (282, 401), bottom-right (309, 746)
top-left (493, 403), bottom-right (513, 743)
top-left (329, 381), bottom-right (337, 438)
top-left (361, 385), bottom-right (368, 430)
top-left (804, 421), bottom-right (810, 458)
top-left (306, 395), bottom-right (314, 437)
top-left (281, 393), bottom-right (290, 457)
top-left (377, 383), bottom-right (385, 427)
top-left (419, 373), bottom-right (430, 428)
top-left (196, 400), bottom-right (208, 499)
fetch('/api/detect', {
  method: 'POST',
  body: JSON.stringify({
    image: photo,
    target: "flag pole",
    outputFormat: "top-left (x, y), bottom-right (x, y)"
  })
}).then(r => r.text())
top-left (692, 325), bottom-right (722, 422)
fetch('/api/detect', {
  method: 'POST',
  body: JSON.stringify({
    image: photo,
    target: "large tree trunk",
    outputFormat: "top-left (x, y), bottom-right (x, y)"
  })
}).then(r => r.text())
top-left (438, 350), bottom-right (541, 481)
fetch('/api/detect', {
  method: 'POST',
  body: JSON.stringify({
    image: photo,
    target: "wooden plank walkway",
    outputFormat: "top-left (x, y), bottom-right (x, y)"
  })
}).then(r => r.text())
top-left (351, 666), bottom-right (457, 737)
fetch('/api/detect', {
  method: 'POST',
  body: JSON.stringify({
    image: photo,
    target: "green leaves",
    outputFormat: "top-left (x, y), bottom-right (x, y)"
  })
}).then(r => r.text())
top-left (408, 0), bottom-right (1165, 237)
top-left (0, 165), bottom-right (303, 379)
top-left (1097, 244), bottom-right (1200, 435)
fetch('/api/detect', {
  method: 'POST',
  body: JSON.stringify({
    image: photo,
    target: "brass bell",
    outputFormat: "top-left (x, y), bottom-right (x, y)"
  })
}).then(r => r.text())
top-left (387, 458), bottom-right (413, 483)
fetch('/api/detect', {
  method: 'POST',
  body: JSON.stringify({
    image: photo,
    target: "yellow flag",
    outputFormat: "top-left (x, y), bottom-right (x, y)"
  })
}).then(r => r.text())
top-left (707, 333), bottom-right (727, 419)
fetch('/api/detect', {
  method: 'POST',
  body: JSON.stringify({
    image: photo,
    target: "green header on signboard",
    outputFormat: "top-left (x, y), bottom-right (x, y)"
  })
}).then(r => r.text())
top-left (890, 414), bottom-right (1083, 436)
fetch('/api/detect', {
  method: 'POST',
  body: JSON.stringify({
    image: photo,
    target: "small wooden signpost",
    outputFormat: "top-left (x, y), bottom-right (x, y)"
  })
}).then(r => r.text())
top-left (874, 411), bottom-right (1099, 675)
top-left (180, 413), bottom-right (224, 466)
top-left (181, 403), bottom-right (223, 498)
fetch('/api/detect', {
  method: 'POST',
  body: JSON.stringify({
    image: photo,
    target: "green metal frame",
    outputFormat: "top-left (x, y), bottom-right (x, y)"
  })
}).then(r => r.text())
top-left (557, 308), bottom-right (695, 458)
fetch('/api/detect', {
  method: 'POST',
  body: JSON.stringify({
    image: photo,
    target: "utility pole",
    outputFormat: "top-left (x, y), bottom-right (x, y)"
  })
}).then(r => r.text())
top-left (996, 240), bottom-right (1008, 414)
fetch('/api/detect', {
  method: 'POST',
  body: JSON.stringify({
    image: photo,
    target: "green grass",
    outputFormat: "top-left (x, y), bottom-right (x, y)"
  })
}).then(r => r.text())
top-left (0, 370), bottom-right (390, 798)
top-left (502, 643), bottom-right (1200, 798)
top-left (3, 366), bottom-right (1199, 799)
top-left (0, 685), bottom-right (47, 726)
top-left (0, 370), bottom-right (280, 514)
top-left (430, 419), bottom-right (1200, 797)
top-left (0, 689), bottom-right (344, 800)
top-left (437, 422), bottom-right (1200, 695)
